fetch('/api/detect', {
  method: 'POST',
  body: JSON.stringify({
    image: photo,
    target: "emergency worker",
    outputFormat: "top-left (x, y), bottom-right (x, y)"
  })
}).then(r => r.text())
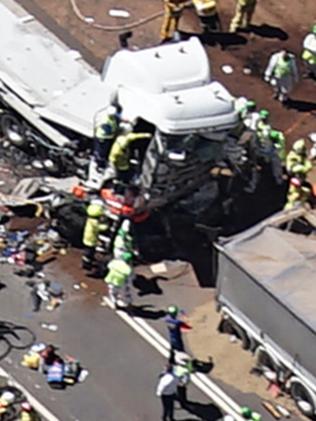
top-left (192, 0), bottom-right (222, 33)
top-left (269, 130), bottom-right (286, 164)
top-left (0, 391), bottom-right (15, 416)
top-left (286, 139), bottom-right (312, 179)
top-left (229, 0), bottom-right (257, 33)
top-left (19, 402), bottom-right (40, 421)
top-left (160, 0), bottom-right (188, 42)
top-left (174, 352), bottom-right (194, 408)
top-left (284, 177), bottom-right (312, 210)
top-left (165, 305), bottom-right (192, 353)
top-left (113, 219), bottom-right (135, 260)
top-left (302, 24), bottom-right (316, 79)
top-left (81, 200), bottom-right (108, 270)
top-left (93, 105), bottom-right (120, 169)
top-left (108, 122), bottom-right (151, 184)
top-left (264, 50), bottom-right (299, 104)
top-left (256, 109), bottom-right (271, 143)
top-left (104, 253), bottom-right (134, 308)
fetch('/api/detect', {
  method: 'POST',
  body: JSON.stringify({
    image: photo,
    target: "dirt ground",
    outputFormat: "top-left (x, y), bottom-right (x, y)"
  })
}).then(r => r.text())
top-left (186, 299), bottom-right (304, 419)
top-left (17, 0), bottom-right (316, 149)
top-left (9, 0), bottom-right (316, 417)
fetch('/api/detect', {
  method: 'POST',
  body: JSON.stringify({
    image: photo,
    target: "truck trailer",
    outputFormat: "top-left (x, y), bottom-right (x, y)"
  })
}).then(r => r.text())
top-left (215, 207), bottom-right (316, 418)
top-left (0, 1), bottom-right (249, 209)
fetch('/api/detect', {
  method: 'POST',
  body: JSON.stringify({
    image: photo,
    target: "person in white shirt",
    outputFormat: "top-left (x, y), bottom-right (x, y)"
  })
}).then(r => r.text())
top-left (156, 364), bottom-right (179, 421)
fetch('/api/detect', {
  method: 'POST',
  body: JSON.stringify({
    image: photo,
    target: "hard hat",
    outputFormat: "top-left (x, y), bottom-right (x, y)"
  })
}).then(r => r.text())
top-left (175, 351), bottom-right (191, 366)
top-left (1, 391), bottom-right (15, 404)
top-left (222, 416), bottom-right (235, 421)
top-left (167, 305), bottom-right (179, 316)
top-left (21, 402), bottom-right (32, 412)
top-left (121, 251), bottom-right (133, 262)
top-left (120, 219), bottom-right (131, 233)
top-left (312, 24), bottom-right (316, 34)
top-left (87, 203), bottom-right (104, 218)
top-left (119, 121), bottom-right (133, 134)
top-left (269, 130), bottom-right (281, 141)
top-left (293, 138), bottom-right (306, 154)
top-left (246, 100), bottom-right (256, 111)
top-left (259, 109), bottom-right (269, 119)
top-left (107, 105), bottom-right (118, 117)
top-left (290, 177), bottom-right (301, 188)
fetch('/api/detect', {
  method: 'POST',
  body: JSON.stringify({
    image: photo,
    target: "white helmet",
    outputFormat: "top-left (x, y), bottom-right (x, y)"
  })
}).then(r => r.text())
top-left (107, 105), bottom-right (118, 117)
top-left (175, 351), bottom-right (191, 366)
top-left (119, 121), bottom-right (133, 134)
top-left (121, 219), bottom-right (131, 233)
top-left (1, 391), bottom-right (15, 404)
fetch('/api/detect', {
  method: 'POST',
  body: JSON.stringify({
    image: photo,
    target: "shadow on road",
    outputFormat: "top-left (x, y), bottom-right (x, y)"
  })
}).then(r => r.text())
top-left (287, 98), bottom-right (316, 112)
top-left (178, 30), bottom-right (247, 49)
top-left (180, 400), bottom-right (223, 420)
top-left (131, 304), bottom-right (166, 320)
top-left (193, 358), bottom-right (214, 375)
top-left (249, 24), bottom-right (288, 40)
top-left (133, 275), bottom-right (168, 296)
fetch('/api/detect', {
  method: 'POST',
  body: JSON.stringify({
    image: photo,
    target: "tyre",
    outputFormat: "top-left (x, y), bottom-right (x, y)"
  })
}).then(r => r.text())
top-left (1, 405), bottom-right (18, 421)
top-left (231, 321), bottom-right (251, 350)
top-left (5, 326), bottom-right (36, 349)
top-left (255, 346), bottom-right (280, 382)
top-left (290, 381), bottom-right (316, 418)
top-left (1, 113), bottom-right (25, 147)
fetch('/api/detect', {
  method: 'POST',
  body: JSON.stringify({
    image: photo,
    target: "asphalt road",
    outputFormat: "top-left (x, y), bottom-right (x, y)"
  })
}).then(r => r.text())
top-left (0, 264), bottom-right (223, 421)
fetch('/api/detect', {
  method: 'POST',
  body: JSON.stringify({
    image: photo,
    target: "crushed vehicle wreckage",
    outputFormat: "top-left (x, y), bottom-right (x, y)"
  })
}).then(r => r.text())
top-left (0, 2), bottom-right (284, 215)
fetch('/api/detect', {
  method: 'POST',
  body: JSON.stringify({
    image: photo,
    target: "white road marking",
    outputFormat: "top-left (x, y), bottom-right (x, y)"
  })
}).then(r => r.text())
top-left (0, 366), bottom-right (60, 421)
top-left (103, 297), bottom-right (244, 420)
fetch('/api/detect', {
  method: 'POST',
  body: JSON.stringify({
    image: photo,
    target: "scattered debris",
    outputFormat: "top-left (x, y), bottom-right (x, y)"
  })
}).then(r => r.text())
top-left (108, 9), bottom-right (130, 18)
top-left (150, 262), bottom-right (167, 274)
top-left (261, 401), bottom-right (281, 419)
top-left (73, 284), bottom-right (81, 290)
top-left (243, 67), bottom-right (252, 75)
top-left (40, 323), bottom-right (58, 332)
top-left (275, 404), bottom-right (291, 418)
top-left (221, 64), bottom-right (234, 74)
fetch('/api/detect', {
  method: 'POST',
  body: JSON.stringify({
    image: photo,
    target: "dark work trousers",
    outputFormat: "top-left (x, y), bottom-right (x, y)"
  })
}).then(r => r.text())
top-left (177, 385), bottom-right (188, 408)
top-left (30, 288), bottom-right (42, 312)
top-left (82, 246), bottom-right (96, 270)
top-left (93, 138), bottom-right (112, 169)
top-left (161, 394), bottom-right (175, 421)
top-left (200, 12), bottom-right (222, 32)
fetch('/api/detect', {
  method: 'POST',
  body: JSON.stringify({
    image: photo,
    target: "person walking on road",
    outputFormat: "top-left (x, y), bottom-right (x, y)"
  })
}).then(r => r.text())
top-left (264, 49), bottom-right (299, 104)
top-left (229, 0), bottom-right (257, 33)
top-left (156, 364), bottom-right (179, 421)
top-left (104, 253), bottom-right (134, 309)
top-left (165, 305), bottom-right (192, 354)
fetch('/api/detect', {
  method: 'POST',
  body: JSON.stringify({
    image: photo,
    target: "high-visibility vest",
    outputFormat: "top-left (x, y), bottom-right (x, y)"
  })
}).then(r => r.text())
top-left (302, 49), bottom-right (316, 65)
top-left (192, 0), bottom-right (216, 14)
top-left (273, 56), bottom-right (292, 78)
top-left (95, 115), bottom-right (118, 141)
top-left (238, 0), bottom-right (256, 7)
top-left (109, 132), bottom-right (151, 171)
top-left (83, 217), bottom-right (108, 247)
top-left (105, 259), bottom-right (132, 288)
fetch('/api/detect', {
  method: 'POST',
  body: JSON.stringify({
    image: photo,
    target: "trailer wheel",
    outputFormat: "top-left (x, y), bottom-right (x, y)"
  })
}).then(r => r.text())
top-left (1, 114), bottom-right (25, 146)
top-left (290, 381), bottom-right (315, 418)
top-left (255, 346), bottom-right (279, 382)
top-left (231, 321), bottom-right (251, 350)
